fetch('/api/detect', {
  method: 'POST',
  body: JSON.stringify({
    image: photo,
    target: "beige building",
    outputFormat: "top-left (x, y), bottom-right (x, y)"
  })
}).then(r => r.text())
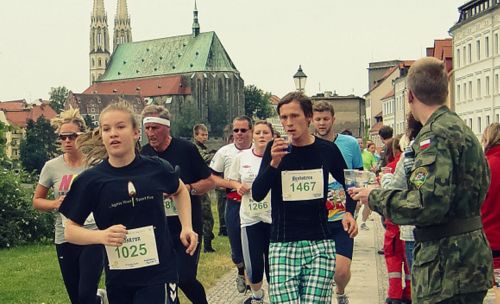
top-left (311, 91), bottom-right (366, 137)
top-left (450, 0), bottom-right (500, 137)
top-left (0, 100), bottom-right (56, 160)
top-left (364, 61), bottom-right (413, 144)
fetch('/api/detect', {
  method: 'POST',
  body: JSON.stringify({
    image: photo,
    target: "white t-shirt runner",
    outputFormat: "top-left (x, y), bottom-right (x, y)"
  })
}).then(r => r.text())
top-left (228, 149), bottom-right (271, 227)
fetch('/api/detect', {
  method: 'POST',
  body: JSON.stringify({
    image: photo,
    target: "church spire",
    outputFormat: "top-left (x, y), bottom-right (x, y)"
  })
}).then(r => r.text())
top-left (192, 0), bottom-right (200, 37)
top-left (114, 0), bottom-right (132, 51)
top-left (90, 0), bottom-right (110, 84)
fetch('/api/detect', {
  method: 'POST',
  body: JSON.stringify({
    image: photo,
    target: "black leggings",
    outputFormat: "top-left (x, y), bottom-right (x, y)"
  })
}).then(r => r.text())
top-left (55, 243), bottom-right (105, 304)
top-left (168, 200), bottom-right (207, 304)
top-left (107, 282), bottom-right (179, 304)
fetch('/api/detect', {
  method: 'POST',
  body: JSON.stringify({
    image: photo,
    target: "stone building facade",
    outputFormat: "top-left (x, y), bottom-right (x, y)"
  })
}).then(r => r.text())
top-left (311, 91), bottom-right (365, 138)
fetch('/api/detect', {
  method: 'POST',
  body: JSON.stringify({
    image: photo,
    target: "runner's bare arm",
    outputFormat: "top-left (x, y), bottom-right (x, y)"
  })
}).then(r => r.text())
top-left (172, 180), bottom-right (198, 255)
top-left (211, 173), bottom-right (234, 190)
top-left (188, 175), bottom-right (215, 195)
top-left (65, 220), bottom-right (127, 247)
top-left (33, 184), bottom-right (64, 211)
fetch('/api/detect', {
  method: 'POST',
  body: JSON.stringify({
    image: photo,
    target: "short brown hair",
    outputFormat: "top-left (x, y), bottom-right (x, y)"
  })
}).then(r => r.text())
top-left (193, 123), bottom-right (208, 136)
top-left (407, 57), bottom-right (448, 106)
top-left (233, 115), bottom-right (253, 130)
top-left (482, 122), bottom-right (500, 151)
top-left (312, 101), bottom-right (335, 117)
top-left (277, 91), bottom-right (313, 118)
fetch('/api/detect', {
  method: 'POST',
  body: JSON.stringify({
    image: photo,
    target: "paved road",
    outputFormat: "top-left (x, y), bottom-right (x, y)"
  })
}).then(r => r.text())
top-left (206, 213), bottom-right (496, 304)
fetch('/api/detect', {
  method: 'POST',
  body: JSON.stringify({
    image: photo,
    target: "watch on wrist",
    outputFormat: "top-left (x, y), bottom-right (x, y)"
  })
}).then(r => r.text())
top-left (189, 184), bottom-right (197, 195)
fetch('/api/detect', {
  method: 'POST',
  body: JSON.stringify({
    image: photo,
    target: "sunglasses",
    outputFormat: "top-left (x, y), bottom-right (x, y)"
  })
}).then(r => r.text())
top-left (233, 128), bottom-right (248, 133)
top-left (58, 132), bottom-right (80, 141)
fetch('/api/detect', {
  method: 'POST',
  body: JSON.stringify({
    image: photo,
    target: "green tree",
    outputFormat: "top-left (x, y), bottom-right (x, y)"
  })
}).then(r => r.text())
top-left (0, 168), bottom-right (54, 248)
top-left (171, 103), bottom-right (201, 138)
top-left (48, 86), bottom-right (69, 113)
top-left (20, 117), bottom-right (58, 174)
top-left (83, 114), bottom-right (95, 129)
top-left (244, 85), bottom-right (274, 119)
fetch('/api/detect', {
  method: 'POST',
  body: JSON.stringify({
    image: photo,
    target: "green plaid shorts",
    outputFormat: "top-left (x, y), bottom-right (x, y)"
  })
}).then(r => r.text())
top-left (268, 239), bottom-right (336, 303)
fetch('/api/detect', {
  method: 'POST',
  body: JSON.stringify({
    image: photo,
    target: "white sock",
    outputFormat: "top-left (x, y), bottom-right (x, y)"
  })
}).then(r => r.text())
top-left (252, 288), bottom-right (264, 299)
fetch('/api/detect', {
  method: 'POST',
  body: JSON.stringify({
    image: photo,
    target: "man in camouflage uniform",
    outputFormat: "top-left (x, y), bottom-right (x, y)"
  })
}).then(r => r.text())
top-left (193, 124), bottom-right (217, 252)
top-left (351, 57), bottom-right (493, 304)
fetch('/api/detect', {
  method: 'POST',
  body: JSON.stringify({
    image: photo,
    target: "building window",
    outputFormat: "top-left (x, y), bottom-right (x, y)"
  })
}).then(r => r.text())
top-left (468, 43), bottom-right (472, 63)
top-left (496, 33), bottom-right (499, 55)
top-left (486, 36), bottom-right (490, 57)
top-left (496, 74), bottom-right (499, 94)
top-left (464, 82), bottom-right (467, 100)
top-left (486, 76), bottom-right (490, 95)
top-left (486, 115), bottom-right (490, 126)
top-left (469, 118), bottom-right (473, 128)
top-left (12, 149), bottom-right (18, 156)
top-left (463, 46), bottom-right (467, 65)
top-left (477, 40), bottom-right (481, 61)
top-left (469, 81), bottom-right (473, 99)
top-left (457, 49), bottom-right (461, 68)
top-left (478, 117), bottom-right (482, 133)
top-left (457, 84), bottom-right (461, 101)
top-left (11, 139), bottom-right (17, 146)
top-left (477, 79), bottom-right (481, 97)
top-left (98, 58), bottom-right (102, 67)
top-left (497, 113), bottom-right (500, 122)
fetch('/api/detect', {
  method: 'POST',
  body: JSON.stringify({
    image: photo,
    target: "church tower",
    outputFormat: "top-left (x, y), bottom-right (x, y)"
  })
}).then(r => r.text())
top-left (113, 0), bottom-right (132, 51)
top-left (192, 0), bottom-right (200, 37)
top-left (89, 0), bottom-right (110, 84)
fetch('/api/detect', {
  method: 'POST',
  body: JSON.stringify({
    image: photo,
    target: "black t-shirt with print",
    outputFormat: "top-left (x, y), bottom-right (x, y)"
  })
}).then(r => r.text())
top-left (252, 137), bottom-right (348, 242)
top-left (59, 155), bottom-right (180, 286)
top-left (141, 137), bottom-right (212, 235)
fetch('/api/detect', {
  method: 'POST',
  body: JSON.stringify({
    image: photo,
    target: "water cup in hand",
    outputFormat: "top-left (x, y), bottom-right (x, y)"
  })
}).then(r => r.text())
top-left (281, 133), bottom-right (292, 153)
top-left (344, 169), bottom-right (357, 189)
top-left (355, 171), bottom-right (371, 187)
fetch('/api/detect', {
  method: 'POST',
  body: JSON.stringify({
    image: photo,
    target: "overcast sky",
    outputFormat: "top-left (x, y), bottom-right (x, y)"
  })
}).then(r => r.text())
top-left (0, 0), bottom-right (467, 102)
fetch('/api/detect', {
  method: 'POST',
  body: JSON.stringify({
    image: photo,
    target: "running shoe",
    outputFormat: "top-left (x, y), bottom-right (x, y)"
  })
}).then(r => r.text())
top-left (337, 293), bottom-right (350, 304)
top-left (97, 289), bottom-right (109, 304)
top-left (236, 274), bottom-right (246, 293)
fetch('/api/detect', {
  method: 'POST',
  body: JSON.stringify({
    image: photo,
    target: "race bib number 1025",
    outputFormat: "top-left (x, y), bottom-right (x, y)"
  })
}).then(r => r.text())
top-left (105, 225), bottom-right (159, 270)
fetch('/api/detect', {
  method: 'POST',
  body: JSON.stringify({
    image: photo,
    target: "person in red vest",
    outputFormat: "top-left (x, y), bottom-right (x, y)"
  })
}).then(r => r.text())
top-left (481, 122), bottom-right (500, 302)
top-left (381, 135), bottom-right (411, 304)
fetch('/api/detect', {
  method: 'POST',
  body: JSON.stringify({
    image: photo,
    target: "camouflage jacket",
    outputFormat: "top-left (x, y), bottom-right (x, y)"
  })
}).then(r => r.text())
top-left (369, 106), bottom-right (493, 303)
top-left (193, 140), bottom-right (215, 165)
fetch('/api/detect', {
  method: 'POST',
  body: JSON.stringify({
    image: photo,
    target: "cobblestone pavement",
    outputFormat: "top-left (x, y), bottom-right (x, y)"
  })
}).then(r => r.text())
top-left (206, 213), bottom-right (496, 304)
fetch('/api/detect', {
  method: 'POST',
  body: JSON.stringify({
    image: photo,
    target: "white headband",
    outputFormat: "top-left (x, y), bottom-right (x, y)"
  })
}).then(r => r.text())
top-left (143, 116), bottom-right (170, 127)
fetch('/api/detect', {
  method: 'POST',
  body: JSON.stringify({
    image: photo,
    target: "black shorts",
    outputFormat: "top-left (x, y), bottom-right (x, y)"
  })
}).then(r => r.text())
top-left (327, 221), bottom-right (354, 259)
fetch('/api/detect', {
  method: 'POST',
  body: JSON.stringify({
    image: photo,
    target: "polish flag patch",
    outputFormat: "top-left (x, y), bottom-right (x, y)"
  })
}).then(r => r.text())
top-left (419, 138), bottom-right (431, 150)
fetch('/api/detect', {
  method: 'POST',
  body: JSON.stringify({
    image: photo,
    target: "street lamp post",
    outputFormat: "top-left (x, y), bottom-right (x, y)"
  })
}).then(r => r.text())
top-left (293, 65), bottom-right (307, 92)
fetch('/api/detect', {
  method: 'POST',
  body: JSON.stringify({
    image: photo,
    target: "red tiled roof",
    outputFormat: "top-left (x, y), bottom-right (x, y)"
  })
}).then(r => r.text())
top-left (270, 95), bottom-right (280, 105)
top-left (381, 89), bottom-right (395, 100)
top-left (370, 121), bottom-right (383, 133)
top-left (4, 104), bottom-right (57, 128)
top-left (0, 100), bottom-right (27, 111)
top-left (84, 75), bottom-right (191, 97)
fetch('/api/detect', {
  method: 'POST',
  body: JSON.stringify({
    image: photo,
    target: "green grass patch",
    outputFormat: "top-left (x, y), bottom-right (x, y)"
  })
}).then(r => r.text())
top-left (0, 199), bottom-right (231, 303)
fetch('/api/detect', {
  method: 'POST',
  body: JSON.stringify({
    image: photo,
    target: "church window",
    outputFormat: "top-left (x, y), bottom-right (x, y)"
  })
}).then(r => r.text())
top-left (98, 33), bottom-right (102, 45)
top-left (92, 58), bottom-right (95, 67)
top-left (197, 79), bottom-right (202, 111)
top-left (98, 58), bottom-right (102, 67)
